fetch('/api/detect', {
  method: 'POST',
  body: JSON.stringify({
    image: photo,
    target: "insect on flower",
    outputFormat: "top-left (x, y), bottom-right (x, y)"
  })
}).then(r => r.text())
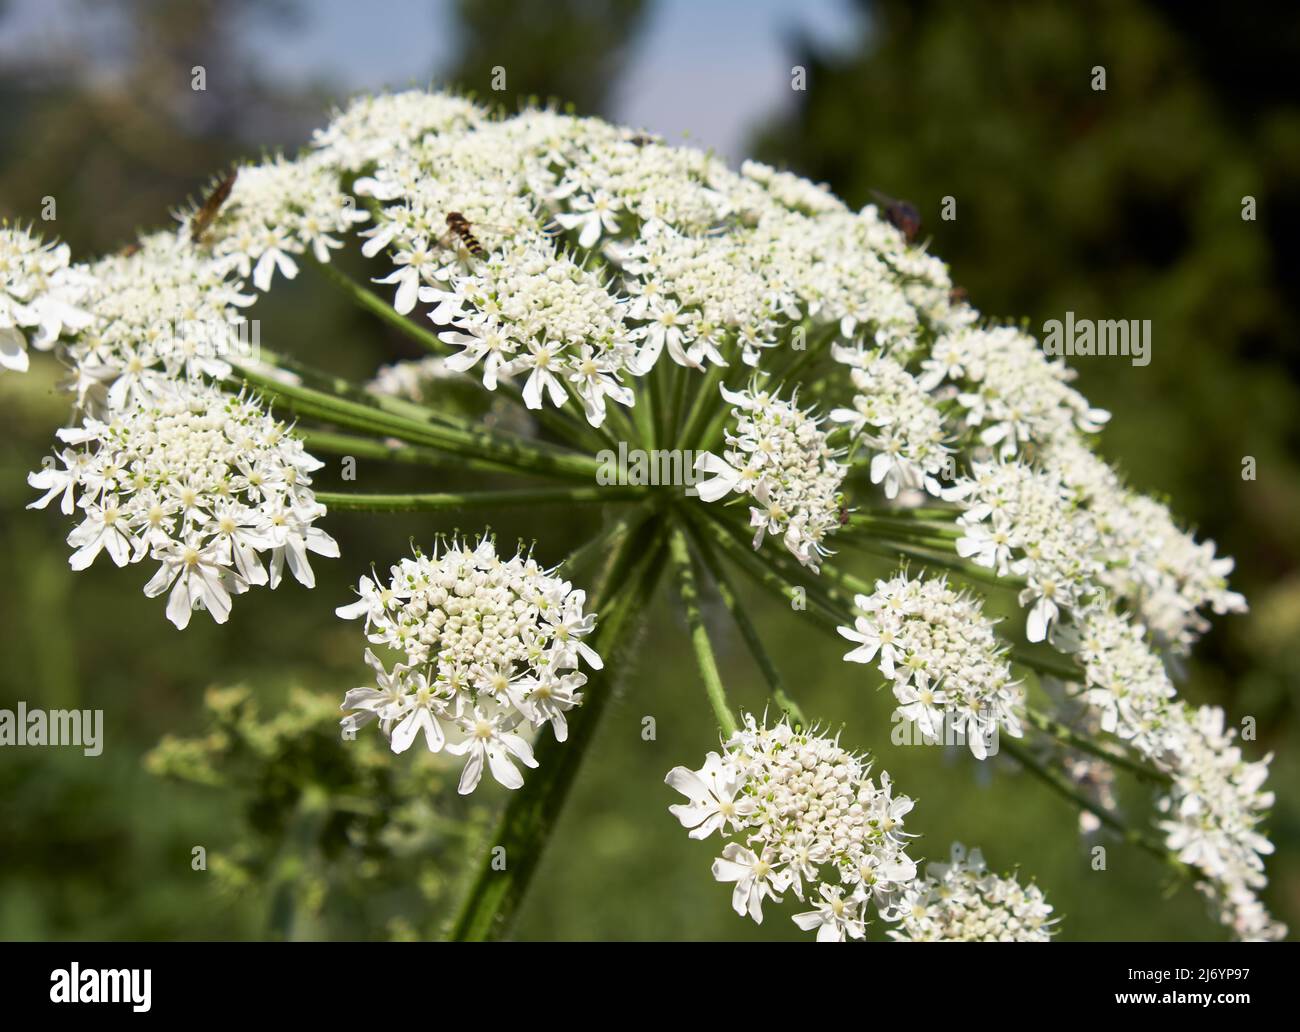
top-left (189, 169), bottom-right (238, 244)
top-left (871, 188), bottom-right (922, 242)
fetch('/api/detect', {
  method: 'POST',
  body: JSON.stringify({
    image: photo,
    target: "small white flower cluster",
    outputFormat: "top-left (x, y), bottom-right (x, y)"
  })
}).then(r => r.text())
top-left (694, 385), bottom-right (847, 570)
top-left (666, 714), bottom-right (919, 942)
top-left (1042, 434), bottom-right (1247, 654)
top-left (952, 458), bottom-right (1104, 642)
top-left (830, 344), bottom-right (951, 499)
top-left (919, 325), bottom-right (1110, 455)
top-left (68, 232), bottom-right (256, 412)
top-left (839, 573), bottom-right (1023, 759)
top-left (27, 377), bottom-right (337, 628)
top-left (347, 102), bottom-right (961, 430)
top-left (189, 155), bottom-right (371, 291)
top-left (0, 225), bottom-right (93, 375)
top-left (890, 843), bottom-right (1056, 942)
top-left (1057, 604), bottom-right (1283, 939)
top-left (337, 538), bottom-right (601, 795)
top-left (1070, 605), bottom-right (1179, 758)
top-left (311, 90), bottom-right (484, 172)
top-left (1159, 704), bottom-right (1283, 941)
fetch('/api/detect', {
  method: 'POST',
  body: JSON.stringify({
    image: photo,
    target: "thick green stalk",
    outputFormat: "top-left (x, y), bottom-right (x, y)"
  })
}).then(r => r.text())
top-left (299, 428), bottom-right (524, 478)
top-left (447, 517), bottom-right (666, 941)
top-left (667, 523), bottom-right (740, 736)
top-left (1000, 738), bottom-right (1188, 876)
top-left (1021, 706), bottom-right (1171, 785)
top-left (310, 255), bottom-right (445, 354)
top-left (686, 519), bottom-right (807, 725)
top-left (317, 485), bottom-right (646, 512)
top-left (237, 362), bottom-right (603, 482)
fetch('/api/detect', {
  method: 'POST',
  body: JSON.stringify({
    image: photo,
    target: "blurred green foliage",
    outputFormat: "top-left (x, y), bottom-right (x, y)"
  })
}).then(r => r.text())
top-left (1, 0), bottom-right (1296, 940)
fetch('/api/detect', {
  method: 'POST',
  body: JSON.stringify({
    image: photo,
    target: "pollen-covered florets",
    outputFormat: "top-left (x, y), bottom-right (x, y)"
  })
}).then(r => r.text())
top-left (189, 153), bottom-right (371, 291)
top-left (920, 325), bottom-right (1110, 455)
top-left (70, 232), bottom-right (256, 413)
top-left (1159, 704), bottom-right (1284, 941)
top-left (839, 573), bottom-right (1024, 759)
top-left (694, 385), bottom-right (847, 570)
top-left (336, 538), bottom-right (601, 794)
top-left (311, 89), bottom-right (484, 171)
top-left (890, 843), bottom-right (1056, 942)
top-left (0, 224), bottom-right (93, 374)
top-left (666, 714), bottom-right (919, 941)
top-left (27, 376), bottom-right (336, 628)
top-left (951, 457), bottom-right (1104, 642)
top-left (831, 344), bottom-right (952, 499)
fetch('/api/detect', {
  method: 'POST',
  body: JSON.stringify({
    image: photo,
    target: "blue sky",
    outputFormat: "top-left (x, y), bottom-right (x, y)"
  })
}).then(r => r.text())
top-left (2, 0), bottom-right (864, 160)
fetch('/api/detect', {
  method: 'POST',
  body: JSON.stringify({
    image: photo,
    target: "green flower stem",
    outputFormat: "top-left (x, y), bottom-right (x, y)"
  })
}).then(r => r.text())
top-left (630, 363), bottom-right (658, 449)
top-left (999, 737), bottom-right (1189, 877)
top-left (309, 255), bottom-right (445, 354)
top-left (316, 485), bottom-right (647, 512)
top-left (236, 362), bottom-right (603, 483)
top-left (667, 523), bottom-right (740, 737)
top-left (686, 506), bottom-right (846, 636)
top-left (686, 519), bottom-right (807, 726)
top-left (775, 321), bottom-right (838, 387)
top-left (1009, 644), bottom-right (1083, 682)
top-left (250, 347), bottom-right (467, 432)
top-left (676, 362), bottom-right (728, 448)
top-left (447, 517), bottom-right (668, 941)
top-left (1021, 706), bottom-right (1172, 785)
top-left (846, 514), bottom-right (961, 539)
top-left (843, 534), bottom-right (1019, 591)
top-left (851, 504), bottom-right (959, 521)
top-left (298, 429), bottom-right (523, 478)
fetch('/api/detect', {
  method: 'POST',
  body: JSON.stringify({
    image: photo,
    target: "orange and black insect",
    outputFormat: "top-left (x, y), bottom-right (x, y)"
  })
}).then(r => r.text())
top-left (190, 169), bottom-right (238, 243)
top-left (444, 211), bottom-right (485, 257)
top-left (838, 506), bottom-right (851, 527)
top-left (949, 285), bottom-right (969, 305)
top-left (870, 189), bottom-right (921, 243)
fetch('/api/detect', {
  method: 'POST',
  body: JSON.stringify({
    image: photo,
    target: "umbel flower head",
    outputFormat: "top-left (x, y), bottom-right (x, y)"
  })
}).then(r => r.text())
top-left (890, 843), bottom-right (1056, 942)
top-left (27, 376), bottom-right (337, 628)
top-left (0, 224), bottom-right (93, 374)
top-left (337, 537), bottom-right (600, 795)
top-left (694, 384), bottom-right (847, 570)
top-left (839, 572), bottom-right (1024, 759)
top-left (666, 713), bottom-right (922, 941)
top-left (9, 86), bottom-right (1283, 943)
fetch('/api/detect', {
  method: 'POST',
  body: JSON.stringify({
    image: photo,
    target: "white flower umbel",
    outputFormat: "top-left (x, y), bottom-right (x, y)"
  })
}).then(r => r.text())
top-left (831, 345), bottom-right (952, 499)
top-left (337, 537), bottom-right (601, 795)
top-left (311, 90), bottom-right (484, 172)
top-left (666, 713), bottom-right (919, 940)
top-left (890, 843), bottom-right (1057, 942)
top-left (189, 154), bottom-right (370, 291)
top-left (0, 225), bottom-right (93, 375)
top-left (1159, 704), bottom-right (1284, 942)
top-left (950, 457), bottom-right (1104, 643)
top-left (1042, 433), bottom-right (1247, 655)
top-left (918, 325), bottom-right (1110, 457)
top-left (27, 377), bottom-right (336, 628)
top-left (68, 232), bottom-right (256, 414)
top-left (839, 573), bottom-right (1024, 759)
top-left (1053, 603), bottom-right (1284, 940)
top-left (694, 385), bottom-right (847, 570)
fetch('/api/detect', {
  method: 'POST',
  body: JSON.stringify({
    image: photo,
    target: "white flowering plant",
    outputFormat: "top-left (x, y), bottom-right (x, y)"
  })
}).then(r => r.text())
top-left (5, 88), bottom-right (1283, 942)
